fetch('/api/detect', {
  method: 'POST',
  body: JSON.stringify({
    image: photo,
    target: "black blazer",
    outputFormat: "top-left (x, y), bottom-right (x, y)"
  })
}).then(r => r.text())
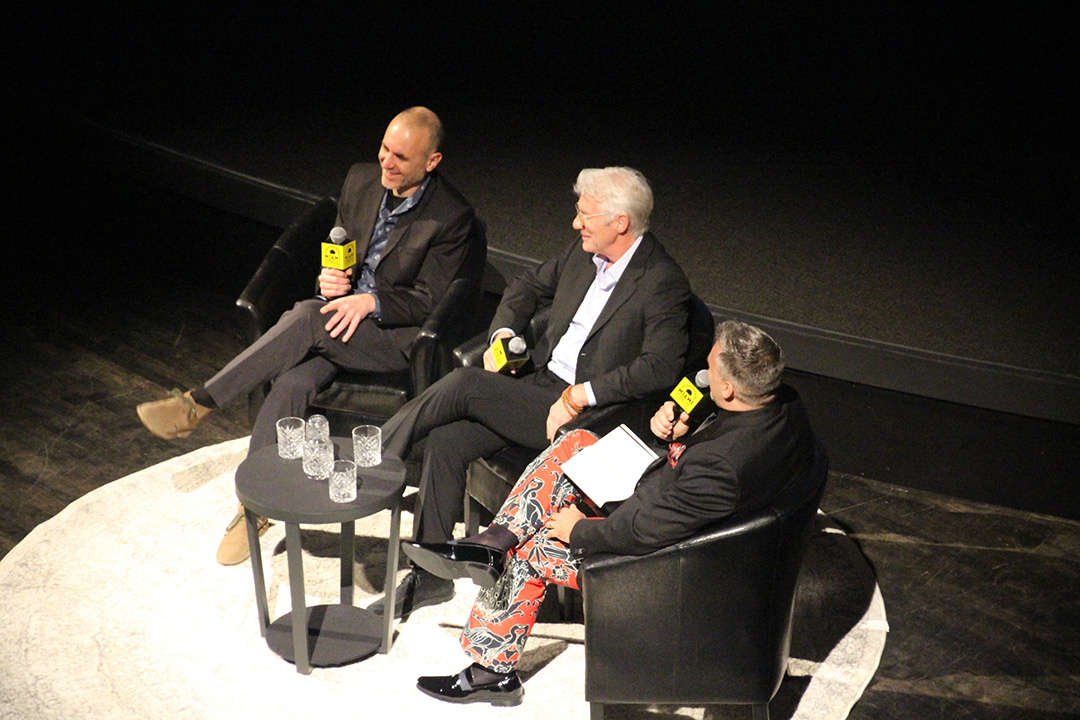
top-left (569, 384), bottom-right (816, 557)
top-left (335, 163), bottom-right (475, 328)
top-left (488, 233), bottom-right (691, 406)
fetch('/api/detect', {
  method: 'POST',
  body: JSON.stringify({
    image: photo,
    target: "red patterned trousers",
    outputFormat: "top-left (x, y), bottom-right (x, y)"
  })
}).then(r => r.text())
top-left (459, 429), bottom-right (598, 672)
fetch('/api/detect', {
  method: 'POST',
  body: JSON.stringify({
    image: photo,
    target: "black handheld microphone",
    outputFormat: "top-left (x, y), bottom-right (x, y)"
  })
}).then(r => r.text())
top-left (490, 336), bottom-right (529, 374)
top-left (317, 226), bottom-right (356, 301)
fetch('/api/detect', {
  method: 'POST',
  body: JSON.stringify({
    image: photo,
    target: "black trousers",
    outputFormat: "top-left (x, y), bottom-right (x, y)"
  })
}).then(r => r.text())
top-left (204, 299), bottom-right (412, 452)
top-left (380, 366), bottom-right (569, 543)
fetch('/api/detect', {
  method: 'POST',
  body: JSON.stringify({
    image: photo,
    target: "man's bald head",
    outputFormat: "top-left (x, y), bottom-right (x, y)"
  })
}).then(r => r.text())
top-left (393, 106), bottom-right (443, 156)
top-left (378, 107), bottom-right (445, 197)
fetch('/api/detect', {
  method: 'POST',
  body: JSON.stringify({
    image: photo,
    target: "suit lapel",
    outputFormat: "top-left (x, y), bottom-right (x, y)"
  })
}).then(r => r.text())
top-left (361, 174), bottom-right (437, 260)
top-left (546, 248), bottom-right (598, 348)
top-left (353, 186), bottom-right (383, 258)
top-left (383, 221), bottom-right (412, 259)
top-left (584, 234), bottom-right (653, 343)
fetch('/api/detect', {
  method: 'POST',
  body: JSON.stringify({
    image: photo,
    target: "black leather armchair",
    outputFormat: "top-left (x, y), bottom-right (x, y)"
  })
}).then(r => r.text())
top-left (235, 196), bottom-right (492, 434)
top-left (461, 293), bottom-right (717, 536)
top-left (582, 439), bottom-right (829, 720)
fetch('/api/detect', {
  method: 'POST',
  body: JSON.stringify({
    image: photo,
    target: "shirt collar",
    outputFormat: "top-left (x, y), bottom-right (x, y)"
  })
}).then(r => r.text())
top-left (593, 235), bottom-right (643, 290)
top-left (381, 176), bottom-right (431, 216)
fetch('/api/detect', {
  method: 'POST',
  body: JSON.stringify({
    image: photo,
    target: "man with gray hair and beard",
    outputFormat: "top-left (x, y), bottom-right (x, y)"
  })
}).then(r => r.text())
top-left (402, 319), bottom-right (818, 706)
top-left (370, 166), bottom-right (693, 618)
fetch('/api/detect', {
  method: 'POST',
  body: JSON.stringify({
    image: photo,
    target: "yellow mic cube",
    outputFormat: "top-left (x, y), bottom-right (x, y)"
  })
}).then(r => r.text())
top-left (321, 240), bottom-right (357, 271)
top-left (670, 376), bottom-right (704, 414)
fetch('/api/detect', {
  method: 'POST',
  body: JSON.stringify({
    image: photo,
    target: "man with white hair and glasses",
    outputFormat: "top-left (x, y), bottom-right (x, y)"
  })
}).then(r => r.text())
top-left (370, 166), bottom-right (693, 618)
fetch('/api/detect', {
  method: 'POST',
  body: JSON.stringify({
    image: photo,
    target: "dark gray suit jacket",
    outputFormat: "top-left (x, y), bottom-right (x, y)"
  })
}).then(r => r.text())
top-left (569, 384), bottom-right (816, 557)
top-left (488, 233), bottom-right (691, 407)
top-left (335, 163), bottom-right (475, 329)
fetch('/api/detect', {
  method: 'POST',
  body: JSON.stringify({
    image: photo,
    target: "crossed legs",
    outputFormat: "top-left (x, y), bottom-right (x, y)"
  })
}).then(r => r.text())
top-left (136, 298), bottom-right (413, 564)
top-left (380, 366), bottom-right (569, 544)
top-left (461, 429), bottom-right (598, 671)
top-left (205, 298), bottom-right (409, 452)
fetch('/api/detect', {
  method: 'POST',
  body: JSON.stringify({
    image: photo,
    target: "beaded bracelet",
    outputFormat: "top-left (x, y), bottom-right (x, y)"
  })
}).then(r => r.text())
top-left (562, 387), bottom-right (585, 415)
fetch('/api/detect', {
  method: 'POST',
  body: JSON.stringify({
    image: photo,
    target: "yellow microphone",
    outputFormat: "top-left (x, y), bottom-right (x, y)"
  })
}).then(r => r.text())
top-left (318, 226), bottom-right (357, 300)
top-left (669, 369), bottom-right (709, 418)
top-left (489, 336), bottom-right (529, 374)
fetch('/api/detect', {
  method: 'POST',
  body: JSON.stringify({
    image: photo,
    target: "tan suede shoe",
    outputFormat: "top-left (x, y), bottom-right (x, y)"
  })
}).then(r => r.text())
top-left (136, 389), bottom-right (213, 440)
top-left (216, 507), bottom-right (270, 565)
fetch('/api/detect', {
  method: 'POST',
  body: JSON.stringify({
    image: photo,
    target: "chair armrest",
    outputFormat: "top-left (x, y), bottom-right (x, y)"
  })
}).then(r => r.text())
top-left (453, 296), bottom-right (556, 369)
top-left (235, 196), bottom-right (338, 343)
top-left (453, 332), bottom-right (490, 369)
top-left (409, 276), bottom-right (481, 395)
top-left (583, 509), bottom-right (777, 575)
top-left (585, 439), bottom-right (827, 578)
top-left (524, 306), bottom-right (551, 346)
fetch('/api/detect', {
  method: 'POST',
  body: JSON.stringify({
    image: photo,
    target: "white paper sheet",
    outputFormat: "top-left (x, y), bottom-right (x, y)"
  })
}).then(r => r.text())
top-left (560, 424), bottom-right (659, 506)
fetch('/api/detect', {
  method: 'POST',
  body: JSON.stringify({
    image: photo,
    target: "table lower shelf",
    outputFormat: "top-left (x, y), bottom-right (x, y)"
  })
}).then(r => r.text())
top-left (266, 604), bottom-right (384, 668)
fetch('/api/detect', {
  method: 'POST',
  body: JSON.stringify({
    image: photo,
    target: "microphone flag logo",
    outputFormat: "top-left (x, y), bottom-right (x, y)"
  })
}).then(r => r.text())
top-left (321, 240), bottom-right (357, 270)
top-left (670, 377), bottom-right (704, 414)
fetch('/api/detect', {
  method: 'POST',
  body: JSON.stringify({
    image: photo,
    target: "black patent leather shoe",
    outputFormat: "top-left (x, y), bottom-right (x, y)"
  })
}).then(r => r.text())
top-left (416, 665), bottom-right (523, 706)
top-left (401, 540), bottom-right (507, 589)
top-left (366, 569), bottom-right (454, 619)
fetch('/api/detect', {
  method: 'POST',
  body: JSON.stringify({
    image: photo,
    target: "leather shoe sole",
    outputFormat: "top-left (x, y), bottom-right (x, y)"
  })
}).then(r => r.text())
top-left (401, 541), bottom-right (506, 589)
top-left (416, 667), bottom-right (523, 706)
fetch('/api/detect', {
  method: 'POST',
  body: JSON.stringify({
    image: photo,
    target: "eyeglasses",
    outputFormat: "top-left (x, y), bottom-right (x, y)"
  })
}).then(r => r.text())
top-left (575, 203), bottom-right (607, 223)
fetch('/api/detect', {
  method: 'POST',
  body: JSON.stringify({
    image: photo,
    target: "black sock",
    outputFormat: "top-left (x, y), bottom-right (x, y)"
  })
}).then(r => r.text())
top-left (469, 663), bottom-right (511, 685)
top-left (190, 386), bottom-right (217, 409)
top-left (462, 523), bottom-right (518, 553)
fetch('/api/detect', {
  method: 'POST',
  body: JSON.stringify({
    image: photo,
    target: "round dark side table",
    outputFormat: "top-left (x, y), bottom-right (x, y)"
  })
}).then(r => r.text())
top-left (234, 437), bottom-right (406, 675)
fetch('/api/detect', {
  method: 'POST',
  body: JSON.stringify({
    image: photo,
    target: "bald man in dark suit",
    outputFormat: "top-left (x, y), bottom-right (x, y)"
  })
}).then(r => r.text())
top-left (134, 107), bottom-right (477, 565)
